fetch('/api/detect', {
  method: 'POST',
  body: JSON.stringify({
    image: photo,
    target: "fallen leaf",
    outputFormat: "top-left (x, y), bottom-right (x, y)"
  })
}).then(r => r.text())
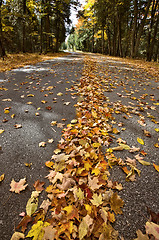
top-left (10, 232), bottom-right (25, 240)
top-left (14, 124), bottom-right (22, 129)
top-left (90, 193), bottom-right (103, 207)
top-left (63, 205), bottom-right (79, 220)
top-left (79, 215), bottom-right (94, 240)
top-left (46, 106), bottom-right (52, 110)
top-left (153, 163), bottom-right (159, 172)
top-left (57, 123), bottom-right (65, 128)
top-left (24, 162), bottom-right (32, 168)
top-left (155, 128), bottom-right (159, 132)
top-left (64, 102), bottom-right (70, 105)
top-left (57, 92), bottom-right (63, 96)
top-left (26, 221), bottom-right (50, 240)
top-left (17, 215), bottom-right (32, 232)
top-left (110, 192), bottom-right (124, 214)
top-left (42, 225), bottom-right (56, 240)
top-left (134, 229), bottom-right (149, 240)
top-left (137, 138), bottom-right (144, 145)
top-left (50, 121), bottom-right (57, 126)
top-left (146, 221), bottom-right (159, 239)
top-left (26, 192), bottom-right (39, 216)
top-left (0, 174), bottom-right (5, 182)
top-left (39, 142), bottom-right (46, 147)
top-left (48, 139), bottom-right (54, 143)
top-left (71, 119), bottom-right (77, 124)
top-left (88, 175), bottom-right (102, 191)
top-left (27, 94), bottom-right (34, 97)
top-left (2, 98), bottom-right (12, 101)
top-left (33, 180), bottom-right (45, 191)
top-left (144, 130), bottom-right (151, 137)
top-left (10, 178), bottom-right (28, 194)
top-left (0, 129), bottom-right (5, 134)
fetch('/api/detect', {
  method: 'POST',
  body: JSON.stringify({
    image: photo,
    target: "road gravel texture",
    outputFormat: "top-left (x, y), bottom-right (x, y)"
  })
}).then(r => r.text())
top-left (0, 53), bottom-right (159, 239)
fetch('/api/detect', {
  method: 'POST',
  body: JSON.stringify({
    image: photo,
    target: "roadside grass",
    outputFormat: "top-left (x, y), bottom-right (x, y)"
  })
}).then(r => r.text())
top-left (0, 52), bottom-right (69, 72)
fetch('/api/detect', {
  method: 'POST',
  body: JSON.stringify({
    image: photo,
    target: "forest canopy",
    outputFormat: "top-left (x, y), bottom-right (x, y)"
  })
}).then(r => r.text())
top-left (0, 0), bottom-right (79, 56)
top-left (0, 0), bottom-right (159, 61)
top-left (67, 0), bottom-right (159, 61)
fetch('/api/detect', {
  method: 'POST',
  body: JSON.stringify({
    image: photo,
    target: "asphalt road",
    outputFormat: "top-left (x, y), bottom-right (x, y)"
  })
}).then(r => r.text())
top-left (92, 54), bottom-right (159, 239)
top-left (0, 53), bottom-right (84, 239)
top-left (0, 53), bottom-right (159, 240)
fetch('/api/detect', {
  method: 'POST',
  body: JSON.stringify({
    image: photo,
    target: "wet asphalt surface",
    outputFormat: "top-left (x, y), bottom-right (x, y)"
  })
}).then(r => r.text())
top-left (0, 53), bottom-right (159, 239)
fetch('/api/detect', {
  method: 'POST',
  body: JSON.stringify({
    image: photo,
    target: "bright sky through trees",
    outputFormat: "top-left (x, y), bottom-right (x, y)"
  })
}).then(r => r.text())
top-left (70, 0), bottom-right (86, 26)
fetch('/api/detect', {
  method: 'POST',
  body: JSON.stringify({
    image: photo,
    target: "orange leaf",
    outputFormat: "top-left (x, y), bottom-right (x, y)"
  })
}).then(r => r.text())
top-left (153, 163), bottom-right (159, 172)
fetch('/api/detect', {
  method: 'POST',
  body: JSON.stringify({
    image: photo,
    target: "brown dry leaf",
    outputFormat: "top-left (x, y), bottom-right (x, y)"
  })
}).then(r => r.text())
top-left (39, 142), bottom-right (46, 147)
top-left (42, 225), bottom-right (57, 240)
top-left (134, 230), bottom-right (149, 240)
top-left (10, 178), bottom-right (28, 194)
top-left (63, 205), bottom-right (79, 220)
top-left (17, 215), bottom-right (32, 233)
top-left (10, 232), bottom-right (25, 240)
top-left (14, 124), bottom-right (22, 129)
top-left (33, 180), bottom-right (45, 191)
top-left (50, 121), bottom-right (57, 126)
top-left (40, 199), bottom-right (51, 213)
top-left (57, 123), bottom-right (65, 128)
top-left (51, 153), bottom-right (69, 162)
top-left (112, 144), bottom-right (130, 151)
top-left (110, 192), bottom-right (124, 214)
top-left (88, 175), bottom-right (102, 191)
top-left (0, 174), bottom-right (5, 182)
top-left (48, 138), bottom-right (54, 143)
top-left (143, 130), bottom-right (151, 137)
top-left (146, 221), bottom-right (159, 239)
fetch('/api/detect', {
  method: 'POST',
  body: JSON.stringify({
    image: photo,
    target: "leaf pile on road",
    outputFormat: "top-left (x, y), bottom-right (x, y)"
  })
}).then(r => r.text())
top-left (11, 56), bottom-right (159, 240)
top-left (12, 57), bottom-right (125, 240)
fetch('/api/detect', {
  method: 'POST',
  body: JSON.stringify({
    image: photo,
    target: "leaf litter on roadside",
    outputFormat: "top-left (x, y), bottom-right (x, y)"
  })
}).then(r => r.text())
top-left (13, 56), bottom-right (159, 240)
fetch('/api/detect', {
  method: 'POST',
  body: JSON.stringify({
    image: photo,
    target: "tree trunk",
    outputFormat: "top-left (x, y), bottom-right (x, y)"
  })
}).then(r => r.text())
top-left (146, 0), bottom-right (159, 61)
top-left (107, 27), bottom-right (111, 55)
top-left (0, 0), bottom-right (5, 59)
top-left (113, 14), bottom-right (117, 55)
top-left (22, 0), bottom-right (26, 53)
top-left (55, 21), bottom-right (60, 52)
top-left (102, 25), bottom-right (104, 54)
top-left (131, 0), bottom-right (138, 57)
top-left (147, 12), bottom-right (159, 61)
top-left (154, 40), bottom-right (159, 62)
top-left (133, 0), bottom-right (152, 58)
top-left (117, 12), bottom-right (123, 57)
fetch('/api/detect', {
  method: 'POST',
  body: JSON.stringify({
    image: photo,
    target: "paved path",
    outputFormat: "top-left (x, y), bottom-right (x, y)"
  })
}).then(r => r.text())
top-left (0, 53), bottom-right (159, 239)
top-left (0, 53), bottom-right (83, 239)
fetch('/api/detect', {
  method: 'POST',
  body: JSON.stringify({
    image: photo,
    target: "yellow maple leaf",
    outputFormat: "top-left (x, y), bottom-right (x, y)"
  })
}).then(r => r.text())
top-left (90, 193), bottom-right (103, 207)
top-left (26, 221), bottom-right (50, 240)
